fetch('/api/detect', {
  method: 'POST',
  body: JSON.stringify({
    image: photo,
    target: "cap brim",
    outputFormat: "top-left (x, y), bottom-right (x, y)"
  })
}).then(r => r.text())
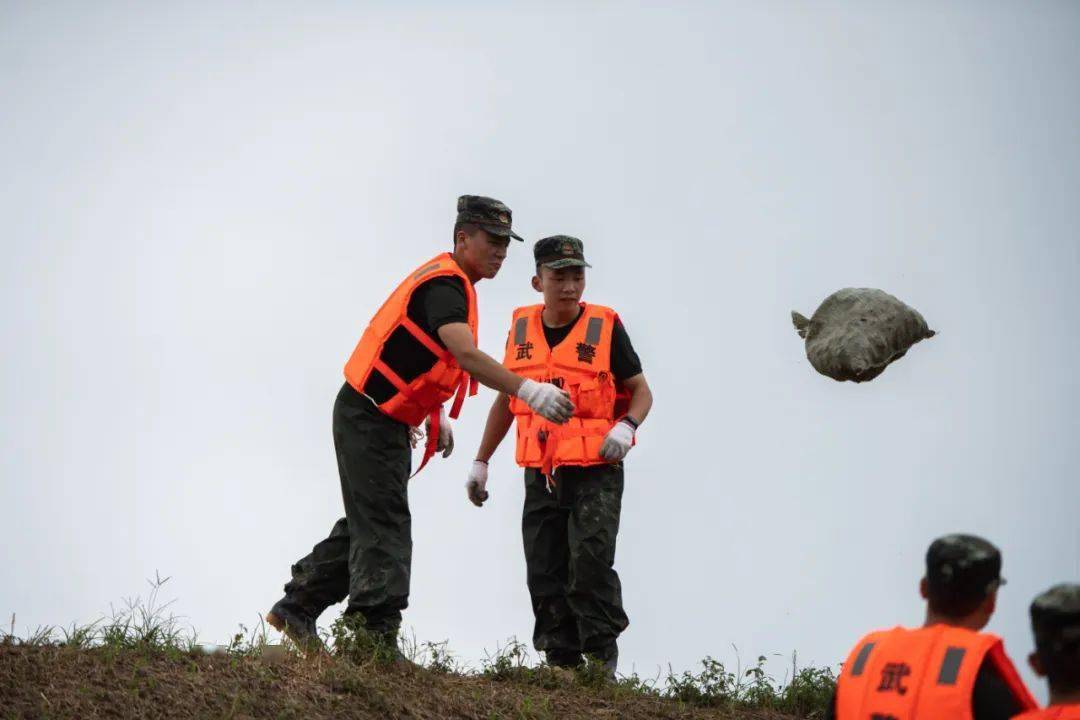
top-left (482, 224), bottom-right (524, 242)
top-left (540, 258), bottom-right (592, 269)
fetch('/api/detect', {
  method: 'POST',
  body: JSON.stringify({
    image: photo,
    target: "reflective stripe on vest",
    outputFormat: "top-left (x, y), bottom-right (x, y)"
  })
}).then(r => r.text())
top-left (503, 303), bottom-right (628, 479)
top-left (343, 252), bottom-right (479, 455)
top-left (835, 625), bottom-right (1038, 720)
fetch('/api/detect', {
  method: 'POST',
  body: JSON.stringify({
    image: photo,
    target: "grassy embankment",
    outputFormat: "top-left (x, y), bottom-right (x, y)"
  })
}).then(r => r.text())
top-left (0, 577), bottom-right (836, 719)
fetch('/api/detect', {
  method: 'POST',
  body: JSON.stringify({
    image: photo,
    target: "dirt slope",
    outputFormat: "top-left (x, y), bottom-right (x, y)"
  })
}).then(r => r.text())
top-left (0, 645), bottom-right (803, 720)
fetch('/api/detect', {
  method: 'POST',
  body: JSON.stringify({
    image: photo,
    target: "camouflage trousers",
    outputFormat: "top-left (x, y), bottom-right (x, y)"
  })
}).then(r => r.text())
top-left (522, 464), bottom-right (629, 667)
top-left (280, 383), bottom-right (412, 637)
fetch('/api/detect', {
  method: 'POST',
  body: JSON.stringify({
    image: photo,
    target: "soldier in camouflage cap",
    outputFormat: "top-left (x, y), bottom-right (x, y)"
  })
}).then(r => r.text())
top-left (455, 195), bottom-right (524, 242)
top-left (467, 233), bottom-right (654, 680)
top-left (1022, 584), bottom-right (1080, 714)
top-left (826, 533), bottom-right (1039, 719)
top-left (532, 235), bottom-right (592, 269)
top-left (265, 195), bottom-right (579, 658)
top-left (923, 533), bottom-right (1007, 619)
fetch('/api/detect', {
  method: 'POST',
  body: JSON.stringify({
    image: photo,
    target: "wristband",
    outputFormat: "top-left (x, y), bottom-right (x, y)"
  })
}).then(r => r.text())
top-left (621, 415), bottom-right (640, 430)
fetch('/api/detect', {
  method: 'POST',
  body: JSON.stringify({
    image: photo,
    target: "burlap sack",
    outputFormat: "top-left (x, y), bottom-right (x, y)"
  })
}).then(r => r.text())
top-left (792, 288), bottom-right (935, 382)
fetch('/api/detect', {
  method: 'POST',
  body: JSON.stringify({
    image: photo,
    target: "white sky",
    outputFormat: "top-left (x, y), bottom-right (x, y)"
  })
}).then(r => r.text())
top-left (2, 0), bottom-right (1078, 702)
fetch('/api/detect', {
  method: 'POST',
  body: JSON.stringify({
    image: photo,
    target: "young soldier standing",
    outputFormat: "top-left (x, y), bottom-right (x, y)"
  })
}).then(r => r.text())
top-left (1016, 584), bottom-right (1080, 719)
top-left (466, 235), bottom-right (654, 677)
top-left (266, 197), bottom-right (575, 654)
top-left (827, 534), bottom-right (1038, 720)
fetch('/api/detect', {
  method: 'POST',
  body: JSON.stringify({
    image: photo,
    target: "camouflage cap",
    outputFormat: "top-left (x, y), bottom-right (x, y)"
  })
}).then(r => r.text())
top-left (1031, 584), bottom-right (1080, 650)
top-left (456, 195), bottom-right (523, 241)
top-left (926, 534), bottom-right (1005, 598)
top-left (534, 235), bottom-right (592, 269)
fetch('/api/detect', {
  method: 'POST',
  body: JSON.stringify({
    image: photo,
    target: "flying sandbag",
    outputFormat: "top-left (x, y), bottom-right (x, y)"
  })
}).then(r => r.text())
top-left (791, 288), bottom-right (935, 382)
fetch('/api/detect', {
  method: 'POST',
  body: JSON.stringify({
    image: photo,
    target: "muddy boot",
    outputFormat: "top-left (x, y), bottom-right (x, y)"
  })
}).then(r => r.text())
top-left (601, 648), bottom-right (618, 681)
top-left (266, 598), bottom-right (322, 653)
top-left (584, 644), bottom-right (618, 682)
top-left (372, 630), bottom-right (415, 668)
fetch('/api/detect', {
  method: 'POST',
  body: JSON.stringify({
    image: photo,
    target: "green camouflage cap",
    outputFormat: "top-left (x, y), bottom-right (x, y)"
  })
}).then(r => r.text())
top-left (926, 534), bottom-right (1005, 598)
top-left (457, 195), bottom-right (523, 241)
top-left (1031, 584), bottom-right (1080, 651)
top-left (534, 235), bottom-right (592, 269)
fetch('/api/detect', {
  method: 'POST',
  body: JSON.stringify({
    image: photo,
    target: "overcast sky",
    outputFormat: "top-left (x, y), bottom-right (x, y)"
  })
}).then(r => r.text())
top-left (2, 0), bottom-right (1078, 701)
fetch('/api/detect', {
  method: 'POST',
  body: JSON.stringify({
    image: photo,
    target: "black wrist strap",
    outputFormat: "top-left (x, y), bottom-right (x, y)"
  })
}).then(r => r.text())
top-left (621, 415), bottom-right (640, 430)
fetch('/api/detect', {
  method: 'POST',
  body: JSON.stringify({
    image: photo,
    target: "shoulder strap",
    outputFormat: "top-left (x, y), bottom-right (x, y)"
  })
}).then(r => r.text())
top-left (983, 639), bottom-right (1039, 711)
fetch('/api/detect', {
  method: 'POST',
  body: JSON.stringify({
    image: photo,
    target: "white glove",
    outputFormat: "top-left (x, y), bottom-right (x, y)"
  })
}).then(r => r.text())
top-left (466, 460), bottom-right (489, 507)
top-left (599, 420), bottom-right (635, 462)
top-left (425, 408), bottom-right (454, 458)
top-left (516, 379), bottom-right (574, 424)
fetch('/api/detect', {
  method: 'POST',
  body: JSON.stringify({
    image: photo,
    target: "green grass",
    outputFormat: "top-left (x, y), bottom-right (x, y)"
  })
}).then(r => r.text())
top-left (664, 652), bottom-right (835, 715)
top-left (474, 640), bottom-right (836, 715)
top-left (2, 575), bottom-right (837, 717)
top-left (3, 573), bottom-right (198, 655)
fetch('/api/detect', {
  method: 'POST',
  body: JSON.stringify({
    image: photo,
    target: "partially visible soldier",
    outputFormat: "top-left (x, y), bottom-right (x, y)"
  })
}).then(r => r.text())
top-left (1015, 584), bottom-right (1080, 719)
top-left (827, 534), bottom-right (1038, 720)
top-left (265, 196), bottom-right (575, 655)
top-left (466, 235), bottom-right (654, 679)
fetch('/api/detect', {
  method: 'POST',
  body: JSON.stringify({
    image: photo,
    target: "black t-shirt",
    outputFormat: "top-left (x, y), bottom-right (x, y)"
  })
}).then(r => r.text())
top-left (541, 307), bottom-right (643, 381)
top-left (823, 657), bottom-right (1026, 720)
top-left (359, 277), bottom-right (469, 405)
top-left (970, 659), bottom-right (1027, 719)
top-left (354, 286), bottom-right (642, 406)
top-left (409, 276), bottom-right (470, 344)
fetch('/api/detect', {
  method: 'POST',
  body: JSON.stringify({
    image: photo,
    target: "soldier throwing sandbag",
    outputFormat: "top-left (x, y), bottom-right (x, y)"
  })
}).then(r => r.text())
top-left (266, 197), bottom-right (575, 656)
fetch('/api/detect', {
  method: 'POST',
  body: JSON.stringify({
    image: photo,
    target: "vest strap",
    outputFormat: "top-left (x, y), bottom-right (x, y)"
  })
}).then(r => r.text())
top-left (448, 373), bottom-right (477, 420)
top-left (984, 642), bottom-right (1039, 711)
top-left (373, 360), bottom-right (412, 397)
top-left (413, 371), bottom-right (478, 478)
top-left (400, 316), bottom-right (450, 359)
top-left (410, 407), bottom-right (441, 479)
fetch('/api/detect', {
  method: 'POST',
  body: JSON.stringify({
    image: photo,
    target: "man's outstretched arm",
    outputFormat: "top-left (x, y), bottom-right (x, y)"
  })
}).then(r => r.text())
top-left (438, 323), bottom-right (528, 396)
top-left (438, 322), bottom-right (573, 424)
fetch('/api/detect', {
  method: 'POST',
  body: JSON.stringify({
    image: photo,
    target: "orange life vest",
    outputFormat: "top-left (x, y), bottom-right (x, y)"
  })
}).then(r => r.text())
top-left (835, 625), bottom-right (1037, 720)
top-left (1015, 706), bottom-right (1080, 720)
top-left (343, 252), bottom-right (478, 472)
top-left (503, 303), bottom-right (630, 478)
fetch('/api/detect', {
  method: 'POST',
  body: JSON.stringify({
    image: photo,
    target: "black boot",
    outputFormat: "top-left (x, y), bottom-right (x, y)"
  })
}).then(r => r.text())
top-left (266, 597), bottom-right (320, 651)
top-left (375, 629), bottom-right (414, 666)
top-left (545, 649), bottom-right (584, 669)
top-left (601, 647), bottom-right (618, 680)
top-left (585, 644), bottom-right (618, 681)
